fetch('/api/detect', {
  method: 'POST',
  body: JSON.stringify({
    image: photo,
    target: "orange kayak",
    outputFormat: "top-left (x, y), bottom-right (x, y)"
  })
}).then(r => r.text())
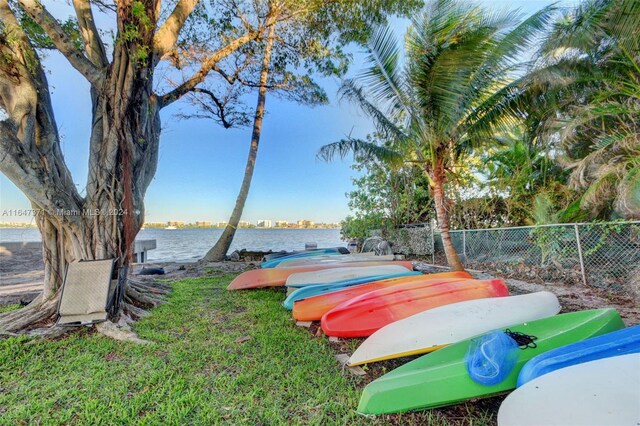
top-left (292, 271), bottom-right (472, 321)
top-left (227, 261), bottom-right (414, 290)
top-left (320, 279), bottom-right (508, 337)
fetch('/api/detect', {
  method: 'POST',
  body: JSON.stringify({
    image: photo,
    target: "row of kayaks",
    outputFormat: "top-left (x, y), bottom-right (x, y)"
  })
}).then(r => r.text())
top-left (227, 248), bottom-right (640, 424)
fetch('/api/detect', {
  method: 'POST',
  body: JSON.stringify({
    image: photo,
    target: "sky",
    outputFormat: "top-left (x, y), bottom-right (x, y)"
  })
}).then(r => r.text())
top-left (0, 0), bottom-right (570, 225)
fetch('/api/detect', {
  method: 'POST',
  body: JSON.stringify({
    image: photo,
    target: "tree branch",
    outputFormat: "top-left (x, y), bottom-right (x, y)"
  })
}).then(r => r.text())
top-left (0, 122), bottom-right (83, 217)
top-left (154, 0), bottom-right (199, 63)
top-left (72, 0), bottom-right (108, 67)
top-left (189, 88), bottom-right (234, 128)
top-left (159, 0), bottom-right (287, 109)
top-left (159, 29), bottom-right (267, 107)
top-left (17, 0), bottom-right (104, 86)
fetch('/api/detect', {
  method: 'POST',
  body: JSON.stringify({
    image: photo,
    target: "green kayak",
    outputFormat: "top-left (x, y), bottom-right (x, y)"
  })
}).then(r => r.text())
top-left (358, 308), bottom-right (624, 414)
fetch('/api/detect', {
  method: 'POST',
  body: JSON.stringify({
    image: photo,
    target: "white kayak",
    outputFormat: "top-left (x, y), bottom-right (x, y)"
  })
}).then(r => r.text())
top-left (348, 291), bottom-right (561, 366)
top-left (276, 254), bottom-right (395, 268)
top-left (498, 353), bottom-right (640, 426)
top-left (285, 265), bottom-right (412, 287)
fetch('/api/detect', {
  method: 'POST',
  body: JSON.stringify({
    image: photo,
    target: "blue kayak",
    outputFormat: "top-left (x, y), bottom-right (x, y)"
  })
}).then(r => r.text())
top-left (517, 323), bottom-right (640, 387)
top-left (261, 248), bottom-right (346, 268)
top-left (283, 271), bottom-right (422, 310)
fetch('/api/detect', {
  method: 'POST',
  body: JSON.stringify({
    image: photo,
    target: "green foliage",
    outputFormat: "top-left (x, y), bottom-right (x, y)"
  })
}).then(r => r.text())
top-left (340, 212), bottom-right (386, 242)
top-left (120, 1), bottom-right (154, 65)
top-left (9, 2), bottom-right (83, 51)
top-left (330, 0), bottom-right (640, 230)
top-left (528, 0), bottom-right (640, 220)
top-left (483, 131), bottom-right (574, 225)
top-left (340, 147), bottom-right (433, 241)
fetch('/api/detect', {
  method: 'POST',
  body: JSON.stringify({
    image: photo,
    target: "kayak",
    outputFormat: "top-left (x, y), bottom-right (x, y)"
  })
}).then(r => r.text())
top-left (283, 271), bottom-right (423, 310)
top-left (275, 254), bottom-right (394, 268)
top-left (517, 323), bottom-right (640, 387)
top-left (261, 249), bottom-right (346, 268)
top-left (292, 271), bottom-right (473, 321)
top-left (286, 265), bottom-right (414, 287)
top-left (262, 247), bottom-right (348, 262)
top-left (321, 279), bottom-right (509, 338)
top-left (227, 260), bottom-right (414, 290)
top-left (348, 291), bottom-right (561, 366)
top-left (498, 353), bottom-right (640, 426)
top-left (358, 308), bottom-right (625, 414)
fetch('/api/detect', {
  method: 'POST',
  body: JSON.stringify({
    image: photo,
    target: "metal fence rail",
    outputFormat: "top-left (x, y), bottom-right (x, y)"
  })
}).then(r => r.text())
top-left (442, 221), bottom-right (640, 295)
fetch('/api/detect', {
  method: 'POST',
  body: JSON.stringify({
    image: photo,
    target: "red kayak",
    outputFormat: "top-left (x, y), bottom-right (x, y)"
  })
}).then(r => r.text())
top-left (292, 271), bottom-right (473, 321)
top-left (320, 279), bottom-right (508, 337)
top-left (227, 261), bottom-right (414, 290)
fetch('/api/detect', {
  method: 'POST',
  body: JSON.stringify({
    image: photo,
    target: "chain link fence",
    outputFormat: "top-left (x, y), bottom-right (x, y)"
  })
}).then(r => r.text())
top-left (371, 223), bottom-right (434, 256)
top-left (438, 221), bottom-right (640, 297)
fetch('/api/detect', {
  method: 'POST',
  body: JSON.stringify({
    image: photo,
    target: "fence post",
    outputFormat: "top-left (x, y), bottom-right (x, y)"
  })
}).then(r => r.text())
top-left (462, 230), bottom-right (467, 260)
top-left (574, 224), bottom-right (588, 286)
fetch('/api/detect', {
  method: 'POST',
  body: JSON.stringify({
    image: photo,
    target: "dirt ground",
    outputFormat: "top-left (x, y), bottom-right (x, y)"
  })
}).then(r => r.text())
top-left (2, 247), bottom-right (638, 325)
top-left (0, 244), bottom-right (259, 305)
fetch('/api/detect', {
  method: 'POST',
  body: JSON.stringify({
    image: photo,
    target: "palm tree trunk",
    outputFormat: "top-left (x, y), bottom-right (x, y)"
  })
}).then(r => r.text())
top-left (430, 166), bottom-right (465, 271)
top-left (201, 22), bottom-right (277, 262)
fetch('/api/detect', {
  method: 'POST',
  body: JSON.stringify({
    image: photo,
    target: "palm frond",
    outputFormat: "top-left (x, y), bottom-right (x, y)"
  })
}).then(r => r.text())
top-left (614, 164), bottom-right (640, 219)
top-left (317, 138), bottom-right (404, 167)
top-left (538, 0), bottom-right (613, 63)
top-left (338, 79), bottom-right (408, 141)
top-left (358, 26), bottom-right (408, 119)
top-left (579, 170), bottom-right (619, 216)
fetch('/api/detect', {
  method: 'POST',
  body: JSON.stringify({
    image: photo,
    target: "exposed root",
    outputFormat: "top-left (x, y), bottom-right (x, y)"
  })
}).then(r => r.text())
top-left (26, 326), bottom-right (72, 340)
top-left (125, 278), bottom-right (171, 308)
top-left (128, 278), bottom-right (171, 290)
top-left (123, 302), bottom-right (150, 320)
top-left (0, 296), bottom-right (57, 333)
top-left (1, 278), bottom-right (171, 340)
top-left (95, 318), bottom-right (152, 345)
top-left (125, 285), bottom-right (165, 307)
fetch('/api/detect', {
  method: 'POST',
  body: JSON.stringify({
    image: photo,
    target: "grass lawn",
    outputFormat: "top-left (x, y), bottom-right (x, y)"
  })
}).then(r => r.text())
top-left (0, 275), bottom-right (496, 425)
top-left (0, 305), bottom-right (21, 314)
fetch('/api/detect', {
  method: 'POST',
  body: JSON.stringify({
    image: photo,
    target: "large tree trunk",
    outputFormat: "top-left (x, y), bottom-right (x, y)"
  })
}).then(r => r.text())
top-left (0, 0), bottom-right (160, 332)
top-left (201, 23), bottom-right (277, 262)
top-left (429, 162), bottom-right (465, 271)
top-left (1, 0), bottom-right (268, 331)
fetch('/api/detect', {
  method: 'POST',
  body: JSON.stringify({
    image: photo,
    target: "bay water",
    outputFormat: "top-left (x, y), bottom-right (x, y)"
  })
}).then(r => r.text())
top-left (0, 227), bottom-right (344, 262)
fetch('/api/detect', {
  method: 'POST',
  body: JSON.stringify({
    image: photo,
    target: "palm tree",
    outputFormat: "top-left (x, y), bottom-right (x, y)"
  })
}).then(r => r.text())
top-left (318, 0), bottom-right (554, 270)
top-left (532, 0), bottom-right (640, 219)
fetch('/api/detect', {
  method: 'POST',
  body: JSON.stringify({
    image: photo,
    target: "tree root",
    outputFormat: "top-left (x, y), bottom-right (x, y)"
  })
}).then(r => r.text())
top-left (128, 278), bottom-right (171, 289)
top-left (95, 318), bottom-right (152, 345)
top-left (26, 326), bottom-right (72, 340)
top-left (125, 286), bottom-right (165, 307)
top-left (0, 296), bottom-right (57, 333)
top-left (123, 302), bottom-right (150, 320)
top-left (0, 278), bottom-right (171, 338)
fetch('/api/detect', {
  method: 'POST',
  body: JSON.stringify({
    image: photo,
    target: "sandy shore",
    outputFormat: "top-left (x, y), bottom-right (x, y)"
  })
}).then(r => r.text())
top-left (0, 243), bottom-right (255, 305)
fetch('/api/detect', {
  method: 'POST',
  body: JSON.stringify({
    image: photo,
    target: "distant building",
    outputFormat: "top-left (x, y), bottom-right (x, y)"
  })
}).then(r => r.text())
top-left (195, 221), bottom-right (213, 227)
top-left (216, 221), bottom-right (228, 228)
top-left (275, 220), bottom-right (288, 228)
top-left (238, 221), bottom-right (251, 228)
top-left (257, 219), bottom-right (272, 228)
top-left (297, 219), bottom-right (314, 228)
top-left (167, 221), bottom-right (185, 227)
